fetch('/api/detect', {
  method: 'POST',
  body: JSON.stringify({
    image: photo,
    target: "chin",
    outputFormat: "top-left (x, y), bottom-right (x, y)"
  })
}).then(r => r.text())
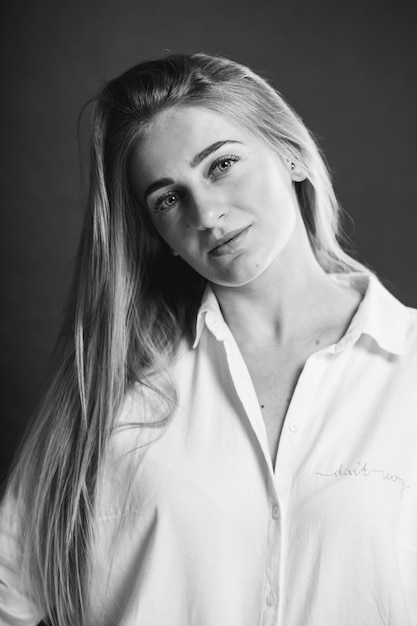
top-left (208, 263), bottom-right (268, 288)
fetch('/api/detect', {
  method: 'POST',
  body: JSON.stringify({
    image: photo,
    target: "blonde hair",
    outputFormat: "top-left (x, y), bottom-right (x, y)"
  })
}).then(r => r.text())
top-left (4, 52), bottom-right (365, 625)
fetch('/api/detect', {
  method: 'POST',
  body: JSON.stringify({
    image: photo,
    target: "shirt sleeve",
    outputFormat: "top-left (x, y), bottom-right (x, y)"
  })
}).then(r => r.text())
top-left (0, 490), bottom-right (44, 626)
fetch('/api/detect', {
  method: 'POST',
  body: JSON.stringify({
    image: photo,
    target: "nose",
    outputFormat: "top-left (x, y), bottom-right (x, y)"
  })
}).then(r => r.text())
top-left (190, 189), bottom-right (227, 230)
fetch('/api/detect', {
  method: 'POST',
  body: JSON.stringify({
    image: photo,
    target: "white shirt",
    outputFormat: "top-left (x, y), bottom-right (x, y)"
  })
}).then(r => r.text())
top-left (1, 273), bottom-right (417, 626)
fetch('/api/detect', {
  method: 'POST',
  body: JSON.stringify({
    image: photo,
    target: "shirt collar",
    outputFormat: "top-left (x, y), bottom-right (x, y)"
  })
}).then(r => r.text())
top-left (193, 284), bottom-right (228, 348)
top-left (349, 272), bottom-right (408, 355)
top-left (193, 273), bottom-right (409, 355)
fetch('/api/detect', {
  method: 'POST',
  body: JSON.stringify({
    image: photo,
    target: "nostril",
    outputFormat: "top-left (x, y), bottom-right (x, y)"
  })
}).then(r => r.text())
top-left (195, 209), bottom-right (227, 231)
top-left (190, 190), bottom-right (228, 229)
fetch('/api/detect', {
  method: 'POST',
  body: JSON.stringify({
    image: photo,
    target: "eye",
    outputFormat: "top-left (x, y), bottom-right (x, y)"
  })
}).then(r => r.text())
top-left (209, 155), bottom-right (240, 177)
top-left (153, 190), bottom-right (183, 214)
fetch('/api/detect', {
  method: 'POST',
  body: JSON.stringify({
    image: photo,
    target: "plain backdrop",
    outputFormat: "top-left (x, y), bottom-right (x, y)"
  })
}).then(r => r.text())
top-left (1, 0), bottom-right (416, 482)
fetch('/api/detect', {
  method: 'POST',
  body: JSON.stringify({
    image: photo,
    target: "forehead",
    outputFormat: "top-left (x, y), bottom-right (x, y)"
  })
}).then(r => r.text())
top-left (130, 106), bottom-right (255, 179)
top-left (143, 105), bottom-right (248, 145)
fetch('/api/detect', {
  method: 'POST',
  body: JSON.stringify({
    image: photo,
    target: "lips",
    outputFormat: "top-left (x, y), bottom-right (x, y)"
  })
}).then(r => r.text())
top-left (208, 226), bottom-right (251, 256)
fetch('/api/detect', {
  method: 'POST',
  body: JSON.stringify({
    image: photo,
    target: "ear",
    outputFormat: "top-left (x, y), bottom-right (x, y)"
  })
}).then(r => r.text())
top-left (291, 162), bottom-right (308, 182)
top-left (285, 158), bottom-right (307, 182)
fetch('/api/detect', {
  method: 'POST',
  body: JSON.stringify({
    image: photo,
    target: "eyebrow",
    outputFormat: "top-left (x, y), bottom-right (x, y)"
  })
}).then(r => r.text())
top-left (190, 139), bottom-right (242, 168)
top-left (143, 177), bottom-right (175, 203)
top-left (143, 140), bottom-right (242, 203)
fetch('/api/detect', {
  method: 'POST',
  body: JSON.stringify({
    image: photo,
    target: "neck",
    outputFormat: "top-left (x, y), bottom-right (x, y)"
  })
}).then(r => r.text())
top-left (211, 220), bottom-right (360, 349)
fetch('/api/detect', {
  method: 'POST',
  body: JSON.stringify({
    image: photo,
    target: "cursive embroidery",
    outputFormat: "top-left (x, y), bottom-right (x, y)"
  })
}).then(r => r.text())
top-left (317, 461), bottom-right (411, 496)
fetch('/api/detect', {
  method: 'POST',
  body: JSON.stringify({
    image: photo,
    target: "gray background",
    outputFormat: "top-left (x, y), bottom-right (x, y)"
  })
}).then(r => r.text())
top-left (1, 0), bottom-right (416, 481)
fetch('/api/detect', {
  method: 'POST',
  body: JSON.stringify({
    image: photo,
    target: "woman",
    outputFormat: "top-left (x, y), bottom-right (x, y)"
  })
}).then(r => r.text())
top-left (1, 53), bottom-right (416, 626)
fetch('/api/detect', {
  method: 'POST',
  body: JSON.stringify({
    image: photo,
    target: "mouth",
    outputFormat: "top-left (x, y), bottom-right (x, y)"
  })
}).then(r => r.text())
top-left (209, 226), bottom-right (251, 257)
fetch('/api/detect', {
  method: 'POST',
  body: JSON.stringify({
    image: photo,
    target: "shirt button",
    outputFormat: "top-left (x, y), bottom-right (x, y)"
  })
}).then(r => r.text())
top-left (266, 591), bottom-right (277, 607)
top-left (272, 504), bottom-right (279, 519)
top-left (289, 422), bottom-right (301, 433)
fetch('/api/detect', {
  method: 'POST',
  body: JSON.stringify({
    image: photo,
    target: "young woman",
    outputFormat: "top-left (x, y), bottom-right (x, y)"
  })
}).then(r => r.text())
top-left (1, 53), bottom-right (416, 626)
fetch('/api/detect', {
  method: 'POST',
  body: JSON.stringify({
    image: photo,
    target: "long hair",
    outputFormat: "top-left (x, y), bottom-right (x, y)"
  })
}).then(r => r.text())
top-left (3, 52), bottom-right (366, 625)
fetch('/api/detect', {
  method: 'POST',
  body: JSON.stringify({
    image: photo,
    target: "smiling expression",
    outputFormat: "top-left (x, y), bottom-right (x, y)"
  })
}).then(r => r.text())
top-left (129, 106), bottom-right (303, 287)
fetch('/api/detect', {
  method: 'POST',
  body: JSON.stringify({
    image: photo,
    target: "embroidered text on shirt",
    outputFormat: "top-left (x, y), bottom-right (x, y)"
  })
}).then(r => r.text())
top-left (317, 461), bottom-right (411, 496)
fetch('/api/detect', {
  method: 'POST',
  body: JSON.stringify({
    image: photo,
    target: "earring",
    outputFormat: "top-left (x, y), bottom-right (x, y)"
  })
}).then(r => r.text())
top-left (291, 163), bottom-right (295, 170)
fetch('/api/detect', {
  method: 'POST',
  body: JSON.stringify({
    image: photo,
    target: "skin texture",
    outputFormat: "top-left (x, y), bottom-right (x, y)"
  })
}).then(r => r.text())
top-left (130, 106), bottom-right (306, 289)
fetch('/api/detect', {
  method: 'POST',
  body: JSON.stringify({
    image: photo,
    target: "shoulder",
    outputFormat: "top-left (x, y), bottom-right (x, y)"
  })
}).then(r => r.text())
top-left (404, 305), bottom-right (417, 349)
top-left (98, 341), bottom-right (198, 508)
top-left (406, 305), bottom-right (417, 325)
top-left (116, 340), bottom-right (197, 426)
top-left (0, 488), bottom-right (44, 623)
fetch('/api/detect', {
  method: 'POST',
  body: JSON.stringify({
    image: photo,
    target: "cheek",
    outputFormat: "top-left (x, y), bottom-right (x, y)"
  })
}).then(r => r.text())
top-left (255, 185), bottom-right (297, 252)
top-left (246, 164), bottom-right (288, 209)
top-left (152, 218), bottom-right (196, 260)
top-left (263, 180), bottom-right (296, 221)
top-left (150, 217), bottom-right (178, 246)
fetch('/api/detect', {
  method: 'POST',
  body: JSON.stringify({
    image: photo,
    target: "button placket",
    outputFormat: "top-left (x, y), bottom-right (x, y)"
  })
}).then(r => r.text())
top-left (220, 321), bottom-right (282, 625)
top-left (274, 356), bottom-right (326, 490)
top-left (262, 479), bottom-right (281, 625)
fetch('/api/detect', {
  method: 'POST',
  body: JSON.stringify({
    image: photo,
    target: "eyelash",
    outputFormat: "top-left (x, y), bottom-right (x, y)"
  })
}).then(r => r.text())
top-left (153, 190), bottom-right (183, 213)
top-left (209, 154), bottom-right (240, 177)
top-left (152, 154), bottom-right (240, 213)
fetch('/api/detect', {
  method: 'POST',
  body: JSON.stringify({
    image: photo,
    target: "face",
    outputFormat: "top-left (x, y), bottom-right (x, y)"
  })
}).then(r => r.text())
top-left (130, 106), bottom-right (304, 288)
